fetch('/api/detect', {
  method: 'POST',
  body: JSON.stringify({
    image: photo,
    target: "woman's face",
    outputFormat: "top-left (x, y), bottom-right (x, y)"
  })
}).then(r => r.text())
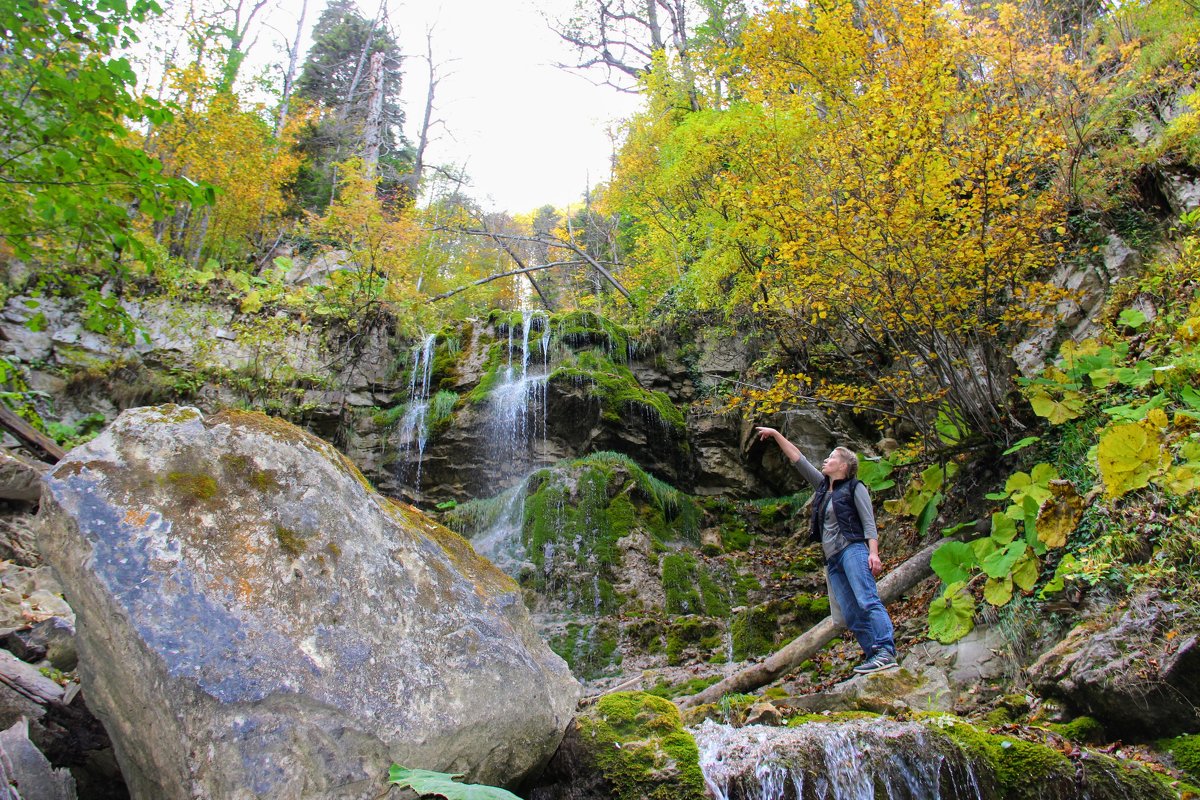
top-left (821, 451), bottom-right (848, 480)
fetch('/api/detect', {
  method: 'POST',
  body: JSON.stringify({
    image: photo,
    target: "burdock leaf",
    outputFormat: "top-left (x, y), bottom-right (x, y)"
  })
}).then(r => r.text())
top-left (1036, 480), bottom-right (1082, 549)
top-left (930, 541), bottom-right (976, 585)
top-left (984, 575), bottom-right (1014, 606)
top-left (1097, 422), bottom-right (1171, 499)
top-left (388, 766), bottom-right (522, 800)
top-left (928, 582), bottom-right (975, 644)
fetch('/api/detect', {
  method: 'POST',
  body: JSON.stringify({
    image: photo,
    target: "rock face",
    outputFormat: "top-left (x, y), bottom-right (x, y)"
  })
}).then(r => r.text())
top-left (37, 406), bottom-right (579, 800)
top-left (1028, 591), bottom-right (1199, 738)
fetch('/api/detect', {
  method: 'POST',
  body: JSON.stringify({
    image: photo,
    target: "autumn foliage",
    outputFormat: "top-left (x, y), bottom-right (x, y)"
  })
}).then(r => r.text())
top-left (607, 0), bottom-right (1079, 445)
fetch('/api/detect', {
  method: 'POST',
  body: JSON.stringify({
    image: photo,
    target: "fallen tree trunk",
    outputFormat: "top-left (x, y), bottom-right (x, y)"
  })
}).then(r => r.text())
top-left (677, 537), bottom-right (947, 709)
top-left (0, 406), bottom-right (64, 464)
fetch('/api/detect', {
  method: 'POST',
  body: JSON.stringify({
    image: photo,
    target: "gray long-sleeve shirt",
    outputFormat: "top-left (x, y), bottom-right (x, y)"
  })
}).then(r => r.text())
top-left (791, 453), bottom-right (878, 559)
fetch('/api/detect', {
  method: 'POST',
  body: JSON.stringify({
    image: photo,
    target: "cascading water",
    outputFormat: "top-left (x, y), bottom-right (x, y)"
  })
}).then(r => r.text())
top-left (695, 718), bottom-right (986, 800)
top-left (467, 481), bottom-right (529, 575)
top-left (389, 333), bottom-right (437, 491)
top-left (488, 310), bottom-right (551, 471)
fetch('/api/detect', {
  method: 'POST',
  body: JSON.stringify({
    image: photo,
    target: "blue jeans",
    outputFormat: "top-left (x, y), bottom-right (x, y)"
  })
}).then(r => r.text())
top-left (826, 541), bottom-right (895, 657)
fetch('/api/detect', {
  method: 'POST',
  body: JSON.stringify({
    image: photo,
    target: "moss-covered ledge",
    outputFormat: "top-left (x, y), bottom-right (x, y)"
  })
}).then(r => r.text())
top-left (532, 692), bottom-right (706, 800)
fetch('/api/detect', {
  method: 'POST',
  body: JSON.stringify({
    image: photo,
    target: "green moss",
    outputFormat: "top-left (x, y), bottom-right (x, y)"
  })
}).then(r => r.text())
top-left (646, 675), bottom-right (722, 700)
top-left (662, 553), bottom-right (703, 615)
top-left (548, 621), bottom-right (622, 681)
top-left (720, 521), bottom-right (752, 551)
top-left (166, 471), bottom-right (218, 501)
top-left (552, 310), bottom-right (632, 362)
top-left (933, 718), bottom-right (1074, 799)
top-left (1158, 734), bottom-right (1200, 783)
top-left (787, 710), bottom-right (880, 727)
top-left (275, 526), bottom-right (307, 557)
top-left (372, 403), bottom-right (409, 427)
top-left (1047, 716), bottom-right (1106, 745)
top-left (731, 604), bottom-right (776, 660)
top-left (550, 349), bottom-right (685, 430)
top-left (430, 338), bottom-right (462, 390)
top-left (665, 618), bottom-right (720, 665)
top-left (574, 692), bottom-right (705, 800)
top-left (466, 343), bottom-right (507, 403)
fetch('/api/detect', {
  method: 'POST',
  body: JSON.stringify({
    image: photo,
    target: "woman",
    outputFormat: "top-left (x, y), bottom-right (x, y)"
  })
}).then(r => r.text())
top-left (756, 426), bottom-right (898, 674)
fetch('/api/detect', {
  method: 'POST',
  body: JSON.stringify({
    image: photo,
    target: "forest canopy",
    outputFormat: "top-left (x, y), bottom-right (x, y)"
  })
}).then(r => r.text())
top-left (1, 0), bottom-right (1198, 448)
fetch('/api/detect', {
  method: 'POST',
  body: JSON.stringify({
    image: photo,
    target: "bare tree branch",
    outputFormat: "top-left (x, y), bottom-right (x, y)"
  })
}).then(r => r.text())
top-left (427, 260), bottom-right (590, 302)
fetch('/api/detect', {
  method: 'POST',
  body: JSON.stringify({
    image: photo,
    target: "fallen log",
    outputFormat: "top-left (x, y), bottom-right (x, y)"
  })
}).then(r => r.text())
top-left (0, 406), bottom-right (64, 464)
top-left (677, 537), bottom-right (947, 709)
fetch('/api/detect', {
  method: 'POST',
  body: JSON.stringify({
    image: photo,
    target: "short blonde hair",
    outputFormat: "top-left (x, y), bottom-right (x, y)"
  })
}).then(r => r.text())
top-left (833, 447), bottom-right (859, 480)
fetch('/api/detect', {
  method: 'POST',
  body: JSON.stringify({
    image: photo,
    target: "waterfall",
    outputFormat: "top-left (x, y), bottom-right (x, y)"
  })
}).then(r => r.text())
top-left (695, 718), bottom-right (986, 800)
top-left (487, 310), bottom-right (550, 472)
top-left (390, 333), bottom-right (437, 491)
top-left (468, 481), bottom-right (529, 575)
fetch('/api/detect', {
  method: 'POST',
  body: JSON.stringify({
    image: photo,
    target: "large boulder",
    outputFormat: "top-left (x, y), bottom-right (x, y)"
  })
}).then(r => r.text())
top-left (1028, 591), bottom-right (1200, 738)
top-left (37, 406), bottom-right (579, 800)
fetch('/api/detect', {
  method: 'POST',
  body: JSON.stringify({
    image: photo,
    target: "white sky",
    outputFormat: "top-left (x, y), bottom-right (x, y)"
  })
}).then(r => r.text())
top-left (266, 0), bottom-right (646, 213)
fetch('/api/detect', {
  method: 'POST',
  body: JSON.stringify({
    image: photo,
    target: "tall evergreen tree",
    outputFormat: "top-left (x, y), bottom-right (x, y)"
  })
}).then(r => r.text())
top-left (292, 0), bottom-right (411, 212)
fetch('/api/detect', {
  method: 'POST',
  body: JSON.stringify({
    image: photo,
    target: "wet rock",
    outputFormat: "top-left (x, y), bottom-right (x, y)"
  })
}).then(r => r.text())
top-left (693, 715), bottom-right (1177, 800)
top-left (743, 701), bottom-right (783, 726)
top-left (787, 665), bottom-right (954, 715)
top-left (1028, 591), bottom-right (1200, 738)
top-left (38, 406), bottom-right (579, 800)
top-left (0, 718), bottom-right (77, 800)
top-left (694, 717), bottom-right (983, 800)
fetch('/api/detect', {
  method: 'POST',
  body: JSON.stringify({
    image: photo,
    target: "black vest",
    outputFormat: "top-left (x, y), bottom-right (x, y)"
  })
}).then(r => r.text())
top-left (808, 478), bottom-right (865, 544)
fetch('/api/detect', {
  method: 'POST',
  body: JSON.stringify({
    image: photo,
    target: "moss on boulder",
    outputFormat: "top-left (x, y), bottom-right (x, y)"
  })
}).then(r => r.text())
top-left (565, 692), bottom-right (706, 800)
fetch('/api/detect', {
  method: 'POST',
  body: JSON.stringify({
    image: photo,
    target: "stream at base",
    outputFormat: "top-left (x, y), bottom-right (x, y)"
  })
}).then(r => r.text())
top-left (694, 718), bottom-right (985, 800)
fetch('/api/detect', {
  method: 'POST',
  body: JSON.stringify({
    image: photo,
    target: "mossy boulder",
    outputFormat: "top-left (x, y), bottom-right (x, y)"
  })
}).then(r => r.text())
top-left (1028, 591), bottom-right (1200, 737)
top-left (533, 692), bottom-right (706, 800)
top-left (39, 405), bottom-right (579, 799)
top-left (1158, 733), bottom-right (1200, 783)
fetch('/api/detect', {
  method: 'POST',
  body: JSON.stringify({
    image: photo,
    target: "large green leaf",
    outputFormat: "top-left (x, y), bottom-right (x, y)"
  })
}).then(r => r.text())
top-left (980, 540), bottom-right (1027, 579)
top-left (858, 458), bottom-right (895, 491)
top-left (930, 541), bottom-right (976, 585)
top-left (928, 582), bottom-right (975, 644)
top-left (989, 513), bottom-right (1018, 545)
top-left (983, 575), bottom-right (1013, 606)
top-left (915, 491), bottom-right (944, 536)
top-left (388, 766), bottom-right (522, 800)
top-left (1011, 552), bottom-right (1040, 591)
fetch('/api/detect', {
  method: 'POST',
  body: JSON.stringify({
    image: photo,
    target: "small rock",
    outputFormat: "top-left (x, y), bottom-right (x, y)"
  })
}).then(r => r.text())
top-left (744, 701), bottom-right (783, 726)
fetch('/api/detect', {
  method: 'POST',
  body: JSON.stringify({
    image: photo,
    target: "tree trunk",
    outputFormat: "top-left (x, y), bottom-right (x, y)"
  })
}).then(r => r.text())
top-left (677, 538), bottom-right (946, 709)
top-left (275, 0), bottom-right (309, 136)
top-left (362, 50), bottom-right (386, 178)
top-left (402, 29), bottom-right (440, 199)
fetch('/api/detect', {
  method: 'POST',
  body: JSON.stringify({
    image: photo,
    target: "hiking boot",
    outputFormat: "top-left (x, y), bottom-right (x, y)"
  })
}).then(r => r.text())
top-left (853, 649), bottom-right (898, 674)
